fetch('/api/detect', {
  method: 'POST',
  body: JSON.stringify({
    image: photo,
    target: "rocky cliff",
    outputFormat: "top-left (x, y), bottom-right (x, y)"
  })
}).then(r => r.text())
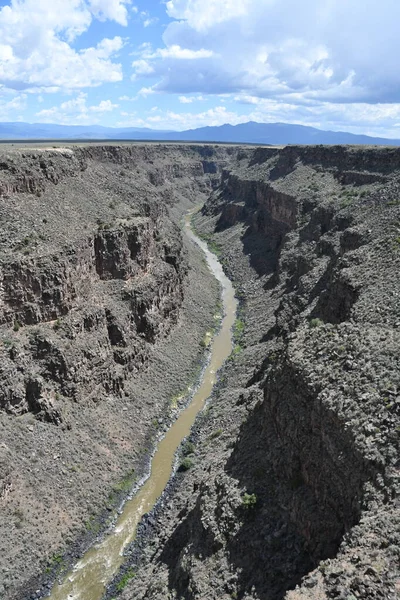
top-left (0, 143), bottom-right (241, 599)
top-left (119, 145), bottom-right (400, 600)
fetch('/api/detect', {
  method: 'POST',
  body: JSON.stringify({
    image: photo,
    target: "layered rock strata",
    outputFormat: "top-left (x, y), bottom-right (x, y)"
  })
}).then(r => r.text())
top-left (120, 145), bottom-right (400, 600)
top-left (0, 143), bottom-right (239, 599)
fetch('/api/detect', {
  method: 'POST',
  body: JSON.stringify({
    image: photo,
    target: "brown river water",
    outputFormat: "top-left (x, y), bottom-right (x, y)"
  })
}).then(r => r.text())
top-left (47, 214), bottom-right (238, 600)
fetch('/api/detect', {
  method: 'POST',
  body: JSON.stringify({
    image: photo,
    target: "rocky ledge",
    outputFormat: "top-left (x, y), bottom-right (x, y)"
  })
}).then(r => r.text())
top-left (0, 143), bottom-right (241, 599)
top-left (118, 145), bottom-right (400, 600)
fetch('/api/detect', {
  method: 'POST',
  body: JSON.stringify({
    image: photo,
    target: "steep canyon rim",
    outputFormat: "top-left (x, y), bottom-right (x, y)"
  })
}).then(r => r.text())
top-left (0, 143), bottom-right (399, 600)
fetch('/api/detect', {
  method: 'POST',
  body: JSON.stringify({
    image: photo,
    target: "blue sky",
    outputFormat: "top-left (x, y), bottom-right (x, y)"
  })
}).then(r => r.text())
top-left (0, 0), bottom-right (400, 136)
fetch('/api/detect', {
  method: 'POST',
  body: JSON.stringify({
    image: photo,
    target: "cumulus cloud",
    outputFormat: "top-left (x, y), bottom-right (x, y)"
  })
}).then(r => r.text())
top-left (118, 105), bottom-right (248, 130)
top-left (166, 0), bottom-right (250, 31)
top-left (36, 93), bottom-right (118, 123)
top-left (0, 93), bottom-right (27, 119)
top-left (0, 0), bottom-right (127, 92)
top-left (131, 44), bottom-right (214, 80)
top-left (131, 0), bottom-right (400, 105)
top-left (131, 59), bottom-right (155, 76)
top-left (90, 99), bottom-right (119, 112)
top-left (138, 11), bottom-right (158, 28)
top-left (88, 0), bottom-right (131, 26)
top-left (153, 45), bottom-right (214, 60)
top-left (137, 87), bottom-right (156, 97)
top-left (179, 95), bottom-right (204, 103)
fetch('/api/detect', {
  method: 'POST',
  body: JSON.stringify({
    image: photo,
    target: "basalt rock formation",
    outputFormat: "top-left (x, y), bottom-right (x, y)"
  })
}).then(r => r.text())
top-left (0, 144), bottom-right (399, 600)
top-left (118, 146), bottom-right (400, 600)
top-left (0, 144), bottom-right (239, 599)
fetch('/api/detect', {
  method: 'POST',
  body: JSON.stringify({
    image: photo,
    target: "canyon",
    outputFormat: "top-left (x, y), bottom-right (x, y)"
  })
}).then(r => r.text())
top-left (0, 143), bottom-right (398, 600)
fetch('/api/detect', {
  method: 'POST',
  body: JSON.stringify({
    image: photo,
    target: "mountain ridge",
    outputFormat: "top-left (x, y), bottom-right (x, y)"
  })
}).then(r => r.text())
top-left (1, 120), bottom-right (399, 146)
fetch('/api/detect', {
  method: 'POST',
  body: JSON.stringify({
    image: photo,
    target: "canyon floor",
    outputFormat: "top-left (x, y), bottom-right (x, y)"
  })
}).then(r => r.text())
top-left (0, 144), bottom-right (399, 600)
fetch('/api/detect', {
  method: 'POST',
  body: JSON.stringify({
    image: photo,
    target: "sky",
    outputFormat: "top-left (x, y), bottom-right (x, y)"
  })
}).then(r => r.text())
top-left (0, 0), bottom-right (400, 137)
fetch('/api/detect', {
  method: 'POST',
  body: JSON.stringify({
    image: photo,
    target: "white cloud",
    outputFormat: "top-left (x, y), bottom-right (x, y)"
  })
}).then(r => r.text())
top-left (179, 95), bottom-right (204, 103)
top-left (88, 0), bottom-right (131, 26)
top-left (137, 87), bottom-right (156, 97)
top-left (0, 0), bottom-right (126, 92)
top-left (90, 99), bottom-right (119, 112)
top-left (143, 17), bottom-right (158, 27)
top-left (119, 105), bottom-right (248, 130)
top-left (131, 45), bottom-right (213, 82)
top-left (154, 45), bottom-right (214, 60)
top-left (130, 0), bottom-right (400, 106)
top-left (0, 93), bottom-right (27, 119)
top-left (35, 93), bottom-right (118, 123)
top-left (166, 0), bottom-right (251, 32)
top-left (229, 95), bottom-right (400, 138)
top-left (131, 59), bottom-right (155, 75)
top-left (138, 10), bottom-right (158, 28)
top-left (115, 99), bottom-right (400, 139)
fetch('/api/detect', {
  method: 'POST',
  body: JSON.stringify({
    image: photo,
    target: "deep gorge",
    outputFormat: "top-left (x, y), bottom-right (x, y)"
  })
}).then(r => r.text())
top-left (0, 143), bottom-right (398, 600)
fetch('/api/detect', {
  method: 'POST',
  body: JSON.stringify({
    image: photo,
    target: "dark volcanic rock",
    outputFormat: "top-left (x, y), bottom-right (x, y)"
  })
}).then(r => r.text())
top-left (118, 145), bottom-right (400, 600)
top-left (0, 143), bottom-right (236, 599)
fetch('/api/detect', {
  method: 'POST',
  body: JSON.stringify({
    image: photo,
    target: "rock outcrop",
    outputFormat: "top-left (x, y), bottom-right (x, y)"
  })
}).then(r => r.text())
top-left (120, 145), bottom-right (400, 600)
top-left (1, 143), bottom-right (399, 600)
top-left (0, 143), bottom-right (240, 599)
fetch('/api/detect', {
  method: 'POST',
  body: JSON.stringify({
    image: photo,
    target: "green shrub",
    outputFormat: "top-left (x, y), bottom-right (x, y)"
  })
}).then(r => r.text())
top-left (234, 318), bottom-right (245, 338)
top-left (13, 319), bottom-right (21, 332)
top-left (116, 568), bottom-right (136, 592)
top-left (241, 492), bottom-right (257, 509)
top-left (112, 469), bottom-right (136, 494)
top-left (183, 441), bottom-right (195, 456)
top-left (179, 457), bottom-right (193, 472)
top-left (309, 317), bottom-right (324, 328)
top-left (208, 429), bottom-right (222, 440)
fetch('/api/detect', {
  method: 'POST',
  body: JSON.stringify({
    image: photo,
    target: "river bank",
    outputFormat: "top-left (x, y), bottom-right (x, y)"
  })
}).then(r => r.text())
top-left (39, 213), bottom-right (237, 600)
top-left (0, 144), bottom-right (242, 600)
top-left (111, 145), bottom-right (400, 600)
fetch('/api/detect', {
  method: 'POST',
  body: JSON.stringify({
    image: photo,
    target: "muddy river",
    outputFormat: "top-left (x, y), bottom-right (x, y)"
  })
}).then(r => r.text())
top-left (47, 213), bottom-right (238, 600)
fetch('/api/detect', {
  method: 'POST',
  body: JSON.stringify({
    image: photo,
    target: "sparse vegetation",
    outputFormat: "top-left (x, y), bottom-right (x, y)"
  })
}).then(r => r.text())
top-left (190, 218), bottom-right (222, 256)
top-left (45, 553), bottom-right (64, 574)
top-left (233, 318), bottom-right (245, 339)
top-left (112, 469), bottom-right (136, 494)
top-left (182, 441), bottom-right (195, 456)
top-left (116, 568), bottom-right (136, 592)
top-left (85, 515), bottom-right (101, 535)
top-left (208, 428), bottom-right (222, 440)
top-left (241, 493), bottom-right (257, 509)
top-left (179, 457), bottom-right (193, 471)
top-left (309, 317), bottom-right (324, 328)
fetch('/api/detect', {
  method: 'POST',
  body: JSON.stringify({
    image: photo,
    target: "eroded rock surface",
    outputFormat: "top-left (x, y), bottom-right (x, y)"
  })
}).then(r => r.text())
top-left (119, 146), bottom-right (400, 600)
top-left (0, 144), bottom-right (239, 599)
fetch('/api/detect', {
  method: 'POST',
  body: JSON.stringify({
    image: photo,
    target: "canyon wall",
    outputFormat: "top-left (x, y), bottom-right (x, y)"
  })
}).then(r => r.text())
top-left (0, 143), bottom-right (398, 600)
top-left (120, 145), bottom-right (400, 600)
top-left (0, 143), bottom-right (242, 599)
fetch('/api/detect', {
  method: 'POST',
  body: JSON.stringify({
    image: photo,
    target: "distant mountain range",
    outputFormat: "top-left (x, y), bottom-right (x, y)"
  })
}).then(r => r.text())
top-left (0, 120), bottom-right (399, 146)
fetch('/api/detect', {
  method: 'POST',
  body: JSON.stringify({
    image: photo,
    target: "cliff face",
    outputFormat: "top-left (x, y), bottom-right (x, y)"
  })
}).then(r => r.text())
top-left (0, 143), bottom-right (244, 599)
top-left (1, 143), bottom-right (399, 600)
top-left (0, 145), bottom-right (239, 420)
top-left (122, 146), bottom-right (400, 600)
